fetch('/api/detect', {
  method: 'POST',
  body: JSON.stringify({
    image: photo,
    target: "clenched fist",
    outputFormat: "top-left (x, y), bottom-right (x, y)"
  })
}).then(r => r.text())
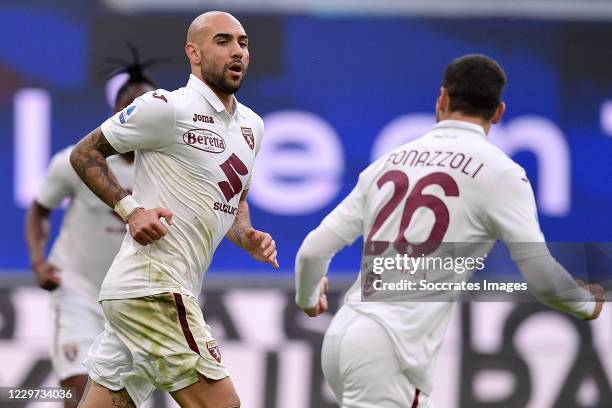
top-left (128, 207), bottom-right (173, 245)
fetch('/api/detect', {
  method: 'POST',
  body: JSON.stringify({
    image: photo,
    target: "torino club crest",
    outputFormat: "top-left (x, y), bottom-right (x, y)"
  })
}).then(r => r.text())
top-left (206, 340), bottom-right (222, 363)
top-left (241, 127), bottom-right (254, 150)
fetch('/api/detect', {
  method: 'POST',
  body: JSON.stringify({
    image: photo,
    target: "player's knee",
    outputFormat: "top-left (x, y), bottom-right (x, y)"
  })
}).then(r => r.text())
top-left (225, 395), bottom-right (240, 408)
top-left (108, 388), bottom-right (135, 408)
top-left (222, 394), bottom-right (240, 408)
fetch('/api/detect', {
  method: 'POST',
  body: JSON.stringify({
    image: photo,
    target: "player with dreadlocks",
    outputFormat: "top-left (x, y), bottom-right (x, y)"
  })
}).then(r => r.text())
top-left (24, 45), bottom-right (160, 408)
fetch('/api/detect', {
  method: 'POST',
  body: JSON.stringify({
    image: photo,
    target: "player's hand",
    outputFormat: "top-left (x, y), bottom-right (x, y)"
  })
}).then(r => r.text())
top-left (32, 260), bottom-right (61, 291)
top-left (243, 227), bottom-right (279, 268)
top-left (128, 207), bottom-right (173, 246)
top-left (577, 279), bottom-right (605, 320)
top-left (303, 277), bottom-right (329, 317)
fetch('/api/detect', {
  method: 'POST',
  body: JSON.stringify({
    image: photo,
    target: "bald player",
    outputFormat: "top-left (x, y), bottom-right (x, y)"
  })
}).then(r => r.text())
top-left (71, 12), bottom-right (275, 408)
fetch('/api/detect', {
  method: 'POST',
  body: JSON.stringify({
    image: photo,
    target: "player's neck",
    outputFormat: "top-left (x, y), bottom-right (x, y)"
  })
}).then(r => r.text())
top-left (444, 111), bottom-right (491, 136)
top-left (193, 71), bottom-right (236, 114)
top-left (208, 85), bottom-right (235, 114)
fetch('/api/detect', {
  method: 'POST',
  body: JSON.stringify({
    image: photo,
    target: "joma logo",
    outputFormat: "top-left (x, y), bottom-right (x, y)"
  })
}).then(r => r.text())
top-left (193, 113), bottom-right (214, 124)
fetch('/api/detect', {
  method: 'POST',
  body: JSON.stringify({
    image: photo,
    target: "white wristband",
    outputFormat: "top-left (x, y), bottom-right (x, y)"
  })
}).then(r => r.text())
top-left (115, 195), bottom-right (142, 222)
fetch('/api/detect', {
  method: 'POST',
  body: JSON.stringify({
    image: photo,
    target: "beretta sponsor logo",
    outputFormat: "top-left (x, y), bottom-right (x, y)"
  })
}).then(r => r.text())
top-left (183, 128), bottom-right (226, 153)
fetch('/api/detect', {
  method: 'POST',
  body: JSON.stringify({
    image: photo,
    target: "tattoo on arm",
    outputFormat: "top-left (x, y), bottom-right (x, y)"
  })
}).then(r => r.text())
top-left (229, 222), bottom-right (246, 246)
top-left (70, 127), bottom-right (128, 209)
top-left (228, 192), bottom-right (251, 247)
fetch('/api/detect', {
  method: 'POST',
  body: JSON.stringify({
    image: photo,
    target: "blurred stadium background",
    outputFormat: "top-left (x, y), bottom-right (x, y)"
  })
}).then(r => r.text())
top-left (1, 0), bottom-right (612, 407)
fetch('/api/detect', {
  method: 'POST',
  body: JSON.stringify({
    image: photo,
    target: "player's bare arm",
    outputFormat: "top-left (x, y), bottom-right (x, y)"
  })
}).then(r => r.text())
top-left (226, 190), bottom-right (252, 244)
top-left (25, 201), bottom-right (60, 290)
top-left (70, 127), bottom-right (173, 246)
top-left (70, 127), bottom-right (127, 208)
top-left (226, 190), bottom-right (279, 268)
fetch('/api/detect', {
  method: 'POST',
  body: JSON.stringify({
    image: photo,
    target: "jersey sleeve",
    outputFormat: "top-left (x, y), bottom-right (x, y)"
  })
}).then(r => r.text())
top-left (254, 115), bottom-right (264, 157)
top-left (244, 116), bottom-right (264, 191)
top-left (295, 224), bottom-right (349, 308)
top-left (36, 148), bottom-right (79, 210)
top-left (321, 171), bottom-right (368, 245)
top-left (100, 90), bottom-right (175, 153)
top-left (485, 167), bottom-right (547, 260)
top-left (517, 255), bottom-right (596, 319)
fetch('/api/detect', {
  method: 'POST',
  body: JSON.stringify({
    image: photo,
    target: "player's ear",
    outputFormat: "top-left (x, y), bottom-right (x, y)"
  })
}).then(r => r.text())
top-left (436, 87), bottom-right (449, 115)
top-left (491, 101), bottom-right (506, 124)
top-left (185, 42), bottom-right (201, 64)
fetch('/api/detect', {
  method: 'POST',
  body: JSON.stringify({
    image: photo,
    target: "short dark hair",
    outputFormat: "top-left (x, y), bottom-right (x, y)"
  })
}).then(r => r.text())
top-left (104, 43), bottom-right (163, 107)
top-left (115, 70), bottom-right (156, 108)
top-left (441, 54), bottom-right (507, 121)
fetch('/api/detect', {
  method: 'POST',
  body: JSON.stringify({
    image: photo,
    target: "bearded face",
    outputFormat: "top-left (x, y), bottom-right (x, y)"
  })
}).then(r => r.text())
top-left (200, 48), bottom-right (248, 95)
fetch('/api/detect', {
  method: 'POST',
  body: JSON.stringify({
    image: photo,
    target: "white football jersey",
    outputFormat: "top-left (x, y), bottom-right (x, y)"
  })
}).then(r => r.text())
top-left (36, 147), bottom-right (133, 304)
top-left (321, 120), bottom-right (548, 393)
top-left (99, 74), bottom-right (263, 301)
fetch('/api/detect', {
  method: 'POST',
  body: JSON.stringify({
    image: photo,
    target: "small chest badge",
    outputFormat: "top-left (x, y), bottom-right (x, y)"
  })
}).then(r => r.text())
top-left (241, 127), bottom-right (255, 150)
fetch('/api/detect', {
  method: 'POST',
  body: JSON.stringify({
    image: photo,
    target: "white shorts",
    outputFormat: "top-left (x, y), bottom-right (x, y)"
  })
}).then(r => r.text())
top-left (85, 292), bottom-right (229, 406)
top-left (50, 290), bottom-right (105, 381)
top-left (322, 305), bottom-right (433, 408)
